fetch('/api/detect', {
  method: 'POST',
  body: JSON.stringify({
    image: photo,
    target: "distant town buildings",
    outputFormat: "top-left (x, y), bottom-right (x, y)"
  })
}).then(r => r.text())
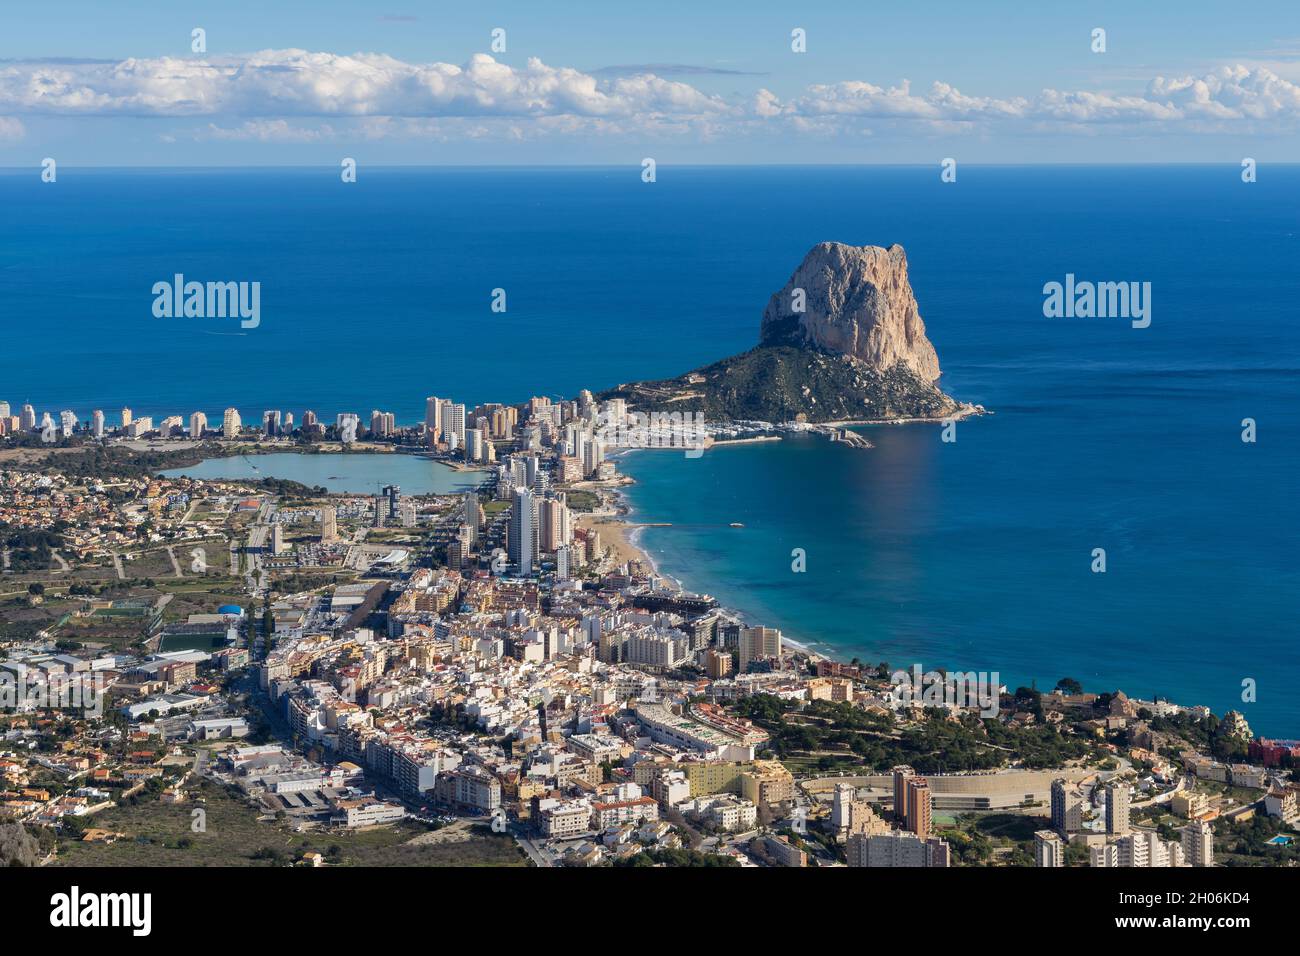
top-left (1092, 830), bottom-right (1183, 868)
top-left (847, 831), bottom-right (951, 868)
top-left (0, 386), bottom-right (1266, 874)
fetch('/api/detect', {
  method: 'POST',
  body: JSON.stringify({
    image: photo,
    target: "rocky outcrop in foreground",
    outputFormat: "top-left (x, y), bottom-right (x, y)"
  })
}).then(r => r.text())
top-left (601, 242), bottom-right (966, 423)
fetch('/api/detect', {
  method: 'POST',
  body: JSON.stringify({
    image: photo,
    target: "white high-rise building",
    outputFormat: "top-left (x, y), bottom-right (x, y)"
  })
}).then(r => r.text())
top-left (1034, 830), bottom-right (1064, 867)
top-left (120, 407), bottom-right (132, 428)
top-left (189, 412), bottom-right (208, 439)
top-left (739, 626), bottom-right (782, 668)
top-left (222, 408), bottom-right (241, 438)
top-left (19, 404), bottom-right (36, 430)
top-left (59, 410), bottom-right (77, 437)
top-left (1181, 821), bottom-right (1214, 867)
top-left (623, 630), bottom-right (688, 668)
top-left (425, 396), bottom-right (442, 444)
top-left (831, 783), bottom-right (855, 832)
top-left (509, 457), bottom-right (528, 490)
top-left (1091, 831), bottom-right (1184, 868)
top-left (466, 428), bottom-right (485, 462)
top-left (447, 404), bottom-right (466, 445)
top-left (91, 409), bottom-right (104, 439)
top-left (438, 400), bottom-right (455, 440)
top-left (538, 495), bottom-right (572, 553)
top-left (508, 487), bottom-right (538, 576)
top-left (1106, 783), bottom-right (1131, 835)
top-left (582, 436), bottom-right (604, 477)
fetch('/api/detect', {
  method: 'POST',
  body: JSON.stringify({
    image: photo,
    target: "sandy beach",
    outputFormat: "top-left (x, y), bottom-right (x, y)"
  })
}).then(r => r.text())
top-left (575, 497), bottom-right (832, 662)
top-left (575, 513), bottom-right (657, 568)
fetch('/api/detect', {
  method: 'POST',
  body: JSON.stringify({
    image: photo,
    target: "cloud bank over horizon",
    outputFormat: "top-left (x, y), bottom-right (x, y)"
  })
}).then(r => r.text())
top-left (2, 49), bottom-right (1298, 148)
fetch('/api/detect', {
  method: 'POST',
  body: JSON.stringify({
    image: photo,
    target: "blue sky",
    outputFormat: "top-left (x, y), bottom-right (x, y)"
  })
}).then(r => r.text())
top-left (1, 0), bottom-right (1298, 164)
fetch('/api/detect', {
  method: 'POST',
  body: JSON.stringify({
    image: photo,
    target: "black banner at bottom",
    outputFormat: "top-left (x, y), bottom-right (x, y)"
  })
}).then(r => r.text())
top-left (6, 864), bottom-right (1278, 939)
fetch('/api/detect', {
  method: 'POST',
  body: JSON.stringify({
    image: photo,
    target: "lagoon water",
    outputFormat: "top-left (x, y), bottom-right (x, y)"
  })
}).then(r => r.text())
top-left (161, 452), bottom-right (486, 495)
top-left (5, 166), bottom-right (1298, 733)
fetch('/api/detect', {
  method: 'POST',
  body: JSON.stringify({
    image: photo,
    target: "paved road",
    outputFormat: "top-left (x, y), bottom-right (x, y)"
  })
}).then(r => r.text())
top-left (244, 502), bottom-right (273, 595)
top-left (510, 826), bottom-right (553, 867)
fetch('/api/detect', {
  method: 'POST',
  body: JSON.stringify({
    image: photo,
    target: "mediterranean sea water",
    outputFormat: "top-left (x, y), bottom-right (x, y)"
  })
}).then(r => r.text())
top-left (3, 166), bottom-right (1297, 733)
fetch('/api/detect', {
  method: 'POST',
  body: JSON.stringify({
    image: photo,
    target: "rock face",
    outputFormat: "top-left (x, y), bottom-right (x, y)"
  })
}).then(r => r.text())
top-left (758, 242), bottom-right (941, 384)
top-left (599, 241), bottom-right (963, 423)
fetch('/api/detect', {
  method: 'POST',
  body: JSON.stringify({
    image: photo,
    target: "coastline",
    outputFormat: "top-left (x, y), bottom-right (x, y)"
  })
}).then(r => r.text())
top-left (593, 453), bottom-right (827, 663)
top-left (22, 409), bottom-right (1271, 729)
top-left (601, 433), bottom-right (1250, 714)
top-left (573, 511), bottom-right (657, 569)
top-left (821, 401), bottom-right (988, 428)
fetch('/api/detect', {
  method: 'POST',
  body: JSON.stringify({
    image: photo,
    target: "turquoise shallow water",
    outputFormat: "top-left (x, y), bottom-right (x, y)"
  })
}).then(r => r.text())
top-left (4, 165), bottom-right (1298, 734)
top-left (161, 452), bottom-right (487, 495)
top-left (620, 390), bottom-right (1298, 736)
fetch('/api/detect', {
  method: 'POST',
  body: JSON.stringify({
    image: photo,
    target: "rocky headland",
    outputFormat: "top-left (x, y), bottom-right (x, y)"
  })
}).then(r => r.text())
top-left (600, 242), bottom-right (980, 424)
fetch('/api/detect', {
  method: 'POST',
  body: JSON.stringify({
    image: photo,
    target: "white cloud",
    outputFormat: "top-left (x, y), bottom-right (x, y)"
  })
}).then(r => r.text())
top-left (200, 119), bottom-right (336, 142)
top-left (0, 51), bottom-right (730, 119)
top-left (784, 68), bottom-right (1300, 127)
top-left (1031, 88), bottom-right (1181, 124)
top-left (1, 51), bottom-right (1297, 141)
top-left (752, 89), bottom-right (782, 118)
top-left (791, 79), bottom-right (946, 119)
top-left (0, 116), bottom-right (23, 140)
top-left (1150, 65), bottom-right (1300, 120)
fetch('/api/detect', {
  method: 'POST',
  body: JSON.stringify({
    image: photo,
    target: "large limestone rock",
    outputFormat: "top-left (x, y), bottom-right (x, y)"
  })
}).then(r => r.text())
top-left (599, 240), bottom-right (968, 423)
top-left (759, 242), bottom-right (941, 384)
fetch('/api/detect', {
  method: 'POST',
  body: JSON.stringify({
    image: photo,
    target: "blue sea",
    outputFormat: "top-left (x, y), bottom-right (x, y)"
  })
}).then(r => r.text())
top-left (3, 166), bottom-right (1297, 734)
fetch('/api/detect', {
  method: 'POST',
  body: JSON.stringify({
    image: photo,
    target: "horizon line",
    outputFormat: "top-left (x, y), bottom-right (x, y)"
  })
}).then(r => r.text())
top-left (1, 161), bottom-right (1296, 171)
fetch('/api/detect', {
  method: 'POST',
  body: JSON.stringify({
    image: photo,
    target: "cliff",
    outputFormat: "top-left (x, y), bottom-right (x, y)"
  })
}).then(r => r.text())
top-left (600, 242), bottom-right (964, 423)
top-left (758, 243), bottom-right (940, 384)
